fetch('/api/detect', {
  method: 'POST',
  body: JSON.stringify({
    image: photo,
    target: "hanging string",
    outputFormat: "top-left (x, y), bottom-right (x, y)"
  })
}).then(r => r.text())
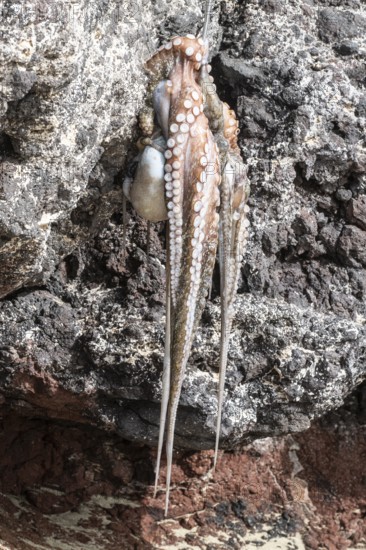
top-left (202, 0), bottom-right (213, 42)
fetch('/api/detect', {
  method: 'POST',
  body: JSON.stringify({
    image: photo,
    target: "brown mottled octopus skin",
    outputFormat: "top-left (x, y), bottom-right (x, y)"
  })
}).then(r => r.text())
top-left (200, 64), bottom-right (251, 462)
top-left (126, 35), bottom-right (250, 515)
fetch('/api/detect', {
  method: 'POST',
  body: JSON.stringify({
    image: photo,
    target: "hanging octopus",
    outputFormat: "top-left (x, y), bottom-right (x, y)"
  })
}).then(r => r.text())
top-left (123, 28), bottom-right (250, 516)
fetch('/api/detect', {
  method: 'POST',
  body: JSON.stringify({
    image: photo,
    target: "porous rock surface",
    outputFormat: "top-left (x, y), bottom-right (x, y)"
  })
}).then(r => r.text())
top-left (0, 0), bottom-right (213, 298)
top-left (0, 0), bottom-right (365, 476)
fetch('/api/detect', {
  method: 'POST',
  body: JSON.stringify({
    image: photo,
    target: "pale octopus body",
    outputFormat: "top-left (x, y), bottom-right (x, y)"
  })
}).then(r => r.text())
top-left (124, 35), bottom-right (250, 515)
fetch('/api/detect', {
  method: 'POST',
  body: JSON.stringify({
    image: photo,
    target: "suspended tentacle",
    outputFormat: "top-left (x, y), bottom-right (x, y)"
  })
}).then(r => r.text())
top-left (215, 157), bottom-right (233, 466)
top-left (221, 104), bottom-right (250, 315)
top-left (149, 37), bottom-right (222, 515)
top-left (215, 157), bottom-right (250, 465)
top-left (199, 62), bottom-right (251, 467)
top-left (128, 28), bottom-right (250, 514)
top-left (164, 115), bottom-right (220, 512)
top-left (154, 229), bottom-right (172, 497)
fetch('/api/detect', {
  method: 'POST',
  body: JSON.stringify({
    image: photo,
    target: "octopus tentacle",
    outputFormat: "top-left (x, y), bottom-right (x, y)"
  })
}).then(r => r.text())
top-left (127, 29), bottom-right (249, 514)
top-left (221, 103), bottom-right (250, 312)
top-left (153, 230), bottom-right (172, 497)
top-left (215, 155), bottom-right (233, 466)
top-left (215, 150), bottom-right (250, 465)
top-left (199, 65), bottom-right (250, 467)
top-left (149, 37), bottom-right (221, 515)
top-left (215, 138), bottom-right (250, 465)
top-left (164, 115), bottom-right (220, 513)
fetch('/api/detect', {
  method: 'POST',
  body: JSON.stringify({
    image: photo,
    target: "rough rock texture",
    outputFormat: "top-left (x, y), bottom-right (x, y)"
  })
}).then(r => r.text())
top-left (0, 0), bottom-right (219, 298)
top-left (1, 0), bottom-right (365, 451)
top-left (0, 389), bottom-right (364, 549)
top-left (0, 0), bottom-right (366, 547)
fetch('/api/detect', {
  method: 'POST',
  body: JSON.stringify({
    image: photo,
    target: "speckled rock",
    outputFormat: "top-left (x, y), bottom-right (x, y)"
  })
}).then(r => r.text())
top-left (0, 0), bottom-right (366, 456)
top-left (0, 0), bottom-right (217, 298)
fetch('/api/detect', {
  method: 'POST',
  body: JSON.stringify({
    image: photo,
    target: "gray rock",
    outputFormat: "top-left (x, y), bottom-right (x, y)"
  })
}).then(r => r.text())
top-left (317, 7), bottom-right (366, 43)
top-left (0, 0), bottom-right (212, 299)
top-left (346, 195), bottom-right (366, 229)
top-left (0, 286), bottom-right (364, 450)
top-left (0, 0), bottom-right (365, 451)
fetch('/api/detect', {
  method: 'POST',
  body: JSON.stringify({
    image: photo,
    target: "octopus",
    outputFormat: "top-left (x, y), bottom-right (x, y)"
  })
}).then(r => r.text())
top-left (123, 31), bottom-right (250, 515)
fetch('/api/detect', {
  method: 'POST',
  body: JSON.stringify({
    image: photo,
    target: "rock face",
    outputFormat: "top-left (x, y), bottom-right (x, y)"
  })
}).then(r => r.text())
top-left (0, 0), bottom-right (366, 459)
top-left (0, 0), bottom-right (210, 298)
top-left (0, 392), bottom-right (365, 549)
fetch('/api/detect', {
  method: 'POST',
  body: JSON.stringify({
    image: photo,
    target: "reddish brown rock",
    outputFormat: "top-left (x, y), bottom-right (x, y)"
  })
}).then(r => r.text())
top-left (0, 388), bottom-right (364, 549)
